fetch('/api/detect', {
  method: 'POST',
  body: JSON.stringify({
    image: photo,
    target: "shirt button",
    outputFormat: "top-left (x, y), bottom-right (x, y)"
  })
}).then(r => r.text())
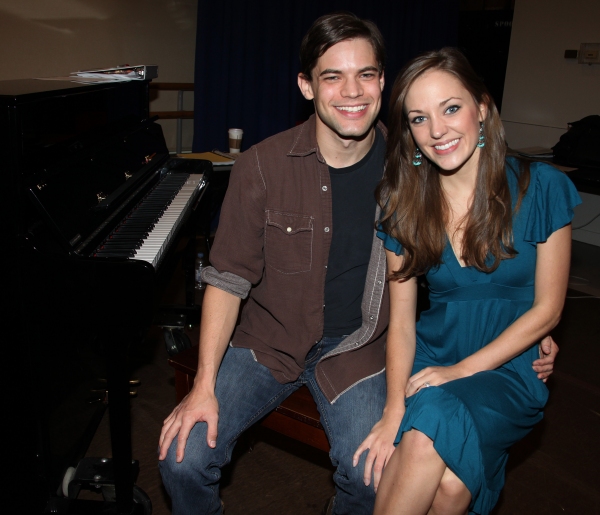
top-left (369, 315), bottom-right (374, 320)
top-left (324, 227), bottom-right (330, 232)
top-left (286, 227), bottom-right (292, 233)
top-left (322, 185), bottom-right (328, 192)
top-left (377, 280), bottom-right (382, 285)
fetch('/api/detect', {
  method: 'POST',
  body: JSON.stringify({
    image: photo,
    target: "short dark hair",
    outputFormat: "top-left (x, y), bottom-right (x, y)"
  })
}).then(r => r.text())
top-left (299, 12), bottom-right (386, 81)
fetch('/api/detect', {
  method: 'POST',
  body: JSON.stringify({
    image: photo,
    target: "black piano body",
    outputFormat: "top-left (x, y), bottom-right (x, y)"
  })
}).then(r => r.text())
top-left (3, 78), bottom-right (212, 514)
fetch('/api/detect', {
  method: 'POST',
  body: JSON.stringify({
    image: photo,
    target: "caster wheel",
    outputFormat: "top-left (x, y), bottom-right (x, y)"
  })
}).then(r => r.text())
top-left (61, 466), bottom-right (76, 497)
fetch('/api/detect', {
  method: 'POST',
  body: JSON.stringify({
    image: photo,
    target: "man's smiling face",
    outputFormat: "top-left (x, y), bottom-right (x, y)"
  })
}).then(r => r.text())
top-left (298, 38), bottom-right (384, 144)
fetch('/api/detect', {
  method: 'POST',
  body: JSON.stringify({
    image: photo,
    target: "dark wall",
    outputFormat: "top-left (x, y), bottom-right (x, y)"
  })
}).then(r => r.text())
top-left (458, 8), bottom-right (514, 113)
top-left (193, 1), bottom-right (460, 152)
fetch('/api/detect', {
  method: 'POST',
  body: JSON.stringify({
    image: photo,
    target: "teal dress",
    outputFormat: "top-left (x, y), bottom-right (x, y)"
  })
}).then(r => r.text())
top-left (378, 159), bottom-right (581, 514)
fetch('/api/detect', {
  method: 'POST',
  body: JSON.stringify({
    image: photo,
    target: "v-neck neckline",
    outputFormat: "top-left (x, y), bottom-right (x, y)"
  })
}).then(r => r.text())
top-left (442, 239), bottom-right (487, 284)
top-left (445, 235), bottom-right (468, 268)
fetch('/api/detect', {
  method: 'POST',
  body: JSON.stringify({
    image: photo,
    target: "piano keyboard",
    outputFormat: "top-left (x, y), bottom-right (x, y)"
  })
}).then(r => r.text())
top-left (93, 172), bottom-right (205, 268)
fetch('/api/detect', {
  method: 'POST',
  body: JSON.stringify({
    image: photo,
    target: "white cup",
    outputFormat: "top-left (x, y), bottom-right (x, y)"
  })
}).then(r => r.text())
top-left (228, 128), bottom-right (243, 153)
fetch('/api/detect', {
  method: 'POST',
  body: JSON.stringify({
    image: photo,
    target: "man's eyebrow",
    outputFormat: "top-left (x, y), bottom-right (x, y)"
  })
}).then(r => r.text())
top-left (318, 65), bottom-right (379, 77)
top-left (319, 68), bottom-right (342, 77)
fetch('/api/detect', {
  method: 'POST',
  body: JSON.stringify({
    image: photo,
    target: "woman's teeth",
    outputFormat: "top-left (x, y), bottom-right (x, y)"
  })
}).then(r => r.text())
top-left (434, 139), bottom-right (459, 150)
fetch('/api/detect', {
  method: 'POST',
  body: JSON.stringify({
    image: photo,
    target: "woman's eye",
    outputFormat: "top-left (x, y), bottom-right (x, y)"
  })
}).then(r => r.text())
top-left (411, 116), bottom-right (426, 125)
top-left (446, 105), bottom-right (460, 114)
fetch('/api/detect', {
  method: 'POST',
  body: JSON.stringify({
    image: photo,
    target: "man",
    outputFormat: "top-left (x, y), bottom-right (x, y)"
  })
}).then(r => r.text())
top-left (159, 12), bottom-right (556, 515)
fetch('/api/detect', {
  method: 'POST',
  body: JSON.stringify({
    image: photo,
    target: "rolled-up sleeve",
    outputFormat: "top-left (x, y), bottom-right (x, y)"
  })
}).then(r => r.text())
top-left (206, 147), bottom-right (267, 290)
top-left (201, 268), bottom-right (251, 298)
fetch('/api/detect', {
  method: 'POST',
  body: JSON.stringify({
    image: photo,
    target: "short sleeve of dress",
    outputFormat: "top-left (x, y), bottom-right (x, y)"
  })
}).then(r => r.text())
top-left (376, 224), bottom-right (404, 255)
top-left (523, 162), bottom-right (582, 244)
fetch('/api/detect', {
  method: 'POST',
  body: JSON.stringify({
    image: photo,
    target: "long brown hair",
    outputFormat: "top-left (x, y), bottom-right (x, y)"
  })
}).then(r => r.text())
top-left (377, 47), bottom-right (530, 280)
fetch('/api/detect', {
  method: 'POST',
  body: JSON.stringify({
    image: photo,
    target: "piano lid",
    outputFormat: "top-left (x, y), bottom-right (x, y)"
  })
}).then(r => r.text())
top-left (0, 79), bottom-right (170, 253)
top-left (1, 79), bottom-right (151, 179)
top-left (27, 119), bottom-right (170, 253)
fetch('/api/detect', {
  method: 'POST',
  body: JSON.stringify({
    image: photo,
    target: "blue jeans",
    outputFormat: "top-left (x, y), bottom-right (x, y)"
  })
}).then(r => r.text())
top-left (159, 336), bottom-right (386, 515)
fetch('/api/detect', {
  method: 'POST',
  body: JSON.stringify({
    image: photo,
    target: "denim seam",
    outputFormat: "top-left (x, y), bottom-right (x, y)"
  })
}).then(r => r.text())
top-left (307, 378), bottom-right (333, 449)
top-left (329, 367), bottom-right (386, 405)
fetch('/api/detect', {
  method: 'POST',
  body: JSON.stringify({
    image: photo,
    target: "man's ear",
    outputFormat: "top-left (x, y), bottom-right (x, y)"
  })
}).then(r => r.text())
top-left (379, 70), bottom-right (385, 92)
top-left (298, 73), bottom-right (315, 100)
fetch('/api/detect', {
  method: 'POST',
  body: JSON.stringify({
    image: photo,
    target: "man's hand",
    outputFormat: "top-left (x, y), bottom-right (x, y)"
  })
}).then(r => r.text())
top-left (158, 386), bottom-right (219, 463)
top-left (533, 335), bottom-right (559, 382)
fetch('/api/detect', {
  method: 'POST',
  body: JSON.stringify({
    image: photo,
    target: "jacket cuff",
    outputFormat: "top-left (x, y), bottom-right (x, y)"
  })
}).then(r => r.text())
top-left (201, 266), bottom-right (251, 299)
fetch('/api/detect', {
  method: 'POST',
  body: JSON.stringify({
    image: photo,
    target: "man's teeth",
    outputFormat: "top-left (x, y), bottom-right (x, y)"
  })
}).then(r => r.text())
top-left (337, 105), bottom-right (367, 112)
top-left (435, 139), bottom-right (459, 150)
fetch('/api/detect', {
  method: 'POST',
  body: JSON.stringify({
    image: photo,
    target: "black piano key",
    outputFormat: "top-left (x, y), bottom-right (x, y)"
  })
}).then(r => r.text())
top-left (93, 172), bottom-right (192, 258)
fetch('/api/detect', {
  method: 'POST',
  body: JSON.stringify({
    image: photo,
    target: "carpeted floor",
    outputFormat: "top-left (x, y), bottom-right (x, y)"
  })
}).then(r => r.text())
top-left (82, 240), bottom-right (600, 515)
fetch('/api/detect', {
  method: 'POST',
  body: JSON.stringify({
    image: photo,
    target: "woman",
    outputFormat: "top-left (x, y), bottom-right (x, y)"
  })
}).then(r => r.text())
top-left (354, 48), bottom-right (581, 514)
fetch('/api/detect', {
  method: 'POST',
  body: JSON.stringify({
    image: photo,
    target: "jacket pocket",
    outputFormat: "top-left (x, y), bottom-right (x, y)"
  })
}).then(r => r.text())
top-left (265, 210), bottom-right (313, 274)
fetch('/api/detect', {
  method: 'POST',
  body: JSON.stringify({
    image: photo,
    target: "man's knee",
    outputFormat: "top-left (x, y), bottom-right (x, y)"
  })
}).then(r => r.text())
top-left (159, 425), bottom-right (215, 487)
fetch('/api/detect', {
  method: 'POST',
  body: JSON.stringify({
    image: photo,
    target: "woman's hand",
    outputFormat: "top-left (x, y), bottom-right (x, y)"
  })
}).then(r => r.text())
top-left (353, 413), bottom-right (403, 492)
top-left (405, 364), bottom-right (466, 397)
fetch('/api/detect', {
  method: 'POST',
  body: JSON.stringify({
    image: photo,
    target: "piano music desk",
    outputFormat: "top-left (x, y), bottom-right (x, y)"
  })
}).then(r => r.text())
top-left (168, 344), bottom-right (330, 452)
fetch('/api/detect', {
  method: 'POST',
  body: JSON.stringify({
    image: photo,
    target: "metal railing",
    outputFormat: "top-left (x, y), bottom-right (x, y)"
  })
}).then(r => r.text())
top-left (149, 82), bottom-right (194, 154)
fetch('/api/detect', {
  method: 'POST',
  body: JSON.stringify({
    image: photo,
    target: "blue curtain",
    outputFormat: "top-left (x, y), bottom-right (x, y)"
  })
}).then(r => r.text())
top-left (193, 1), bottom-right (459, 152)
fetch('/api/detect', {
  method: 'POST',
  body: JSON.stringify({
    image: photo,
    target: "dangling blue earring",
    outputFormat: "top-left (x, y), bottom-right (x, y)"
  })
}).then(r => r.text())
top-left (477, 122), bottom-right (485, 148)
top-left (412, 148), bottom-right (422, 166)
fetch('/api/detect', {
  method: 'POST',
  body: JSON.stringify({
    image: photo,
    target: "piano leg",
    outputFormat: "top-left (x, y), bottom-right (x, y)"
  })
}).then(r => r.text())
top-left (104, 332), bottom-right (136, 514)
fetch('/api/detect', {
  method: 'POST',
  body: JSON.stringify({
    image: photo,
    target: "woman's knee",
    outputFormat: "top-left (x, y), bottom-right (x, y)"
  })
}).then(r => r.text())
top-left (401, 429), bottom-right (436, 457)
top-left (433, 468), bottom-right (471, 510)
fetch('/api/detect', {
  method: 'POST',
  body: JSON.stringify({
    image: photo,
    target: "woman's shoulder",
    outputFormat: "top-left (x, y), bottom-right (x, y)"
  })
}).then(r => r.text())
top-left (505, 156), bottom-right (577, 196)
top-left (504, 157), bottom-right (582, 242)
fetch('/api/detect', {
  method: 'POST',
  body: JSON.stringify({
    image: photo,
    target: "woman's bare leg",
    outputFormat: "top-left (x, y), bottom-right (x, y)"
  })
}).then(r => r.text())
top-left (428, 468), bottom-right (471, 515)
top-left (374, 429), bottom-right (446, 515)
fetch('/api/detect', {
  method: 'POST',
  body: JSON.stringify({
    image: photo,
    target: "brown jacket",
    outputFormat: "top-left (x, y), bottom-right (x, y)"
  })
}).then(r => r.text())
top-left (203, 115), bottom-right (389, 403)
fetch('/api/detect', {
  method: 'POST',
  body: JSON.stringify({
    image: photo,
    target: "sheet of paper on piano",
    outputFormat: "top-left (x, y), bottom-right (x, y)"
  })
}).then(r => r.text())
top-left (36, 75), bottom-right (126, 84)
top-left (178, 152), bottom-right (235, 166)
top-left (37, 65), bottom-right (158, 84)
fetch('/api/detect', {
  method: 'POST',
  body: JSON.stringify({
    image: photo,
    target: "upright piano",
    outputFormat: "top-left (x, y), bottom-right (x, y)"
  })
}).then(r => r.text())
top-left (3, 78), bottom-right (212, 514)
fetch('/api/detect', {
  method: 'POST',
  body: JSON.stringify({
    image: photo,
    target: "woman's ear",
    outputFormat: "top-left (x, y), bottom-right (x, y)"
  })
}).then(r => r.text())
top-left (479, 95), bottom-right (490, 122)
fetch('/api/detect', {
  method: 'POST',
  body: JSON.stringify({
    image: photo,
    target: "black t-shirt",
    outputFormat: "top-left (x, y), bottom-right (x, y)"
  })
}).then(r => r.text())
top-left (323, 128), bottom-right (385, 336)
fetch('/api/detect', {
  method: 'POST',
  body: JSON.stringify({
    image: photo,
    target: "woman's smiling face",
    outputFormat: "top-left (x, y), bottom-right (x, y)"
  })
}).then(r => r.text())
top-left (405, 69), bottom-right (487, 176)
